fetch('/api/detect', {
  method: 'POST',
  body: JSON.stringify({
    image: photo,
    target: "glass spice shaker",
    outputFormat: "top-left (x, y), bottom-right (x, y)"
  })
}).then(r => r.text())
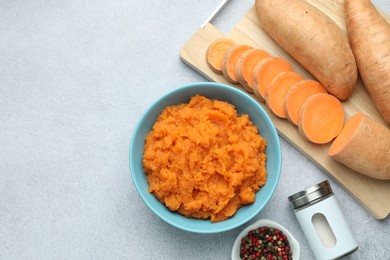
top-left (288, 180), bottom-right (358, 260)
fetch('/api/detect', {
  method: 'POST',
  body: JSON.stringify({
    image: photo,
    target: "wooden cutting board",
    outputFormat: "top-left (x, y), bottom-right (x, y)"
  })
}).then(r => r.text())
top-left (180, 0), bottom-right (390, 219)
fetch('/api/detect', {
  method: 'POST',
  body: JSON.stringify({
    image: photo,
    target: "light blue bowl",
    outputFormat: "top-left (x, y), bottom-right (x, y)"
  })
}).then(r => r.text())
top-left (129, 82), bottom-right (281, 233)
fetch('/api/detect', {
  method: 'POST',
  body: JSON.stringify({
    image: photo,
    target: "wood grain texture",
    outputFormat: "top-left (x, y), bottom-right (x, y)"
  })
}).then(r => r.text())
top-left (180, 0), bottom-right (390, 219)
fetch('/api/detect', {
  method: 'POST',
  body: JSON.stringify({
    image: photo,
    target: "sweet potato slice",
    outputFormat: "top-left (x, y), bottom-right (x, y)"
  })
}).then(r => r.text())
top-left (284, 80), bottom-right (328, 126)
top-left (206, 38), bottom-right (235, 74)
top-left (253, 57), bottom-right (292, 101)
top-left (298, 93), bottom-right (344, 144)
top-left (235, 49), bottom-right (270, 93)
top-left (222, 44), bottom-right (253, 84)
top-left (266, 71), bottom-right (303, 118)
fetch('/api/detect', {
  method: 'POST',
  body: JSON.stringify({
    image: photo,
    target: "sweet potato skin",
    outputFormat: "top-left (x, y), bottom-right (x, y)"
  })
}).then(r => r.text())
top-left (344, 0), bottom-right (390, 125)
top-left (255, 0), bottom-right (357, 101)
top-left (329, 113), bottom-right (390, 180)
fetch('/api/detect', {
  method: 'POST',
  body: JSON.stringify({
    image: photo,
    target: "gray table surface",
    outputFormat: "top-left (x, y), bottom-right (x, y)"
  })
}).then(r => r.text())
top-left (1, 0), bottom-right (389, 259)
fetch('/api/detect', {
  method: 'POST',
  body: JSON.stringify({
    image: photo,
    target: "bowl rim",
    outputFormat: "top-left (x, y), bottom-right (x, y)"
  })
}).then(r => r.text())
top-left (129, 82), bottom-right (282, 233)
top-left (231, 218), bottom-right (301, 260)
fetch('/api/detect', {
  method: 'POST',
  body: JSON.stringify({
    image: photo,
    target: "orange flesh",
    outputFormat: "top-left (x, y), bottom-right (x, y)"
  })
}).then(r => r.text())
top-left (206, 39), bottom-right (235, 74)
top-left (284, 80), bottom-right (328, 126)
top-left (328, 113), bottom-right (364, 156)
top-left (253, 57), bottom-right (292, 101)
top-left (299, 94), bottom-right (344, 144)
top-left (266, 71), bottom-right (303, 118)
top-left (237, 49), bottom-right (270, 91)
top-left (222, 45), bottom-right (253, 83)
top-left (142, 95), bottom-right (267, 222)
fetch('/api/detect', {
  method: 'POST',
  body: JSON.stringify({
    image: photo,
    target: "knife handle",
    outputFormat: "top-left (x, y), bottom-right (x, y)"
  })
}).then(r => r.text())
top-left (200, 0), bottom-right (231, 28)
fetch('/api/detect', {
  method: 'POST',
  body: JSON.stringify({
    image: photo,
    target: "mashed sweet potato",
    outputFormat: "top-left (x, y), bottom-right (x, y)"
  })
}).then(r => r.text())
top-left (142, 95), bottom-right (267, 222)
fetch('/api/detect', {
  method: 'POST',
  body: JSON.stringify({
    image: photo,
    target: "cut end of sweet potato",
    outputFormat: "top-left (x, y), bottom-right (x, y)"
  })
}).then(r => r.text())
top-left (328, 112), bottom-right (390, 180)
top-left (206, 38), bottom-right (235, 74)
top-left (328, 113), bottom-right (364, 156)
top-left (299, 93), bottom-right (345, 144)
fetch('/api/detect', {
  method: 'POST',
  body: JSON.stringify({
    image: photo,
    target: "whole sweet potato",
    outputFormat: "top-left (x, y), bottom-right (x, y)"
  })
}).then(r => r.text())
top-left (345, 0), bottom-right (390, 125)
top-left (255, 0), bottom-right (358, 100)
